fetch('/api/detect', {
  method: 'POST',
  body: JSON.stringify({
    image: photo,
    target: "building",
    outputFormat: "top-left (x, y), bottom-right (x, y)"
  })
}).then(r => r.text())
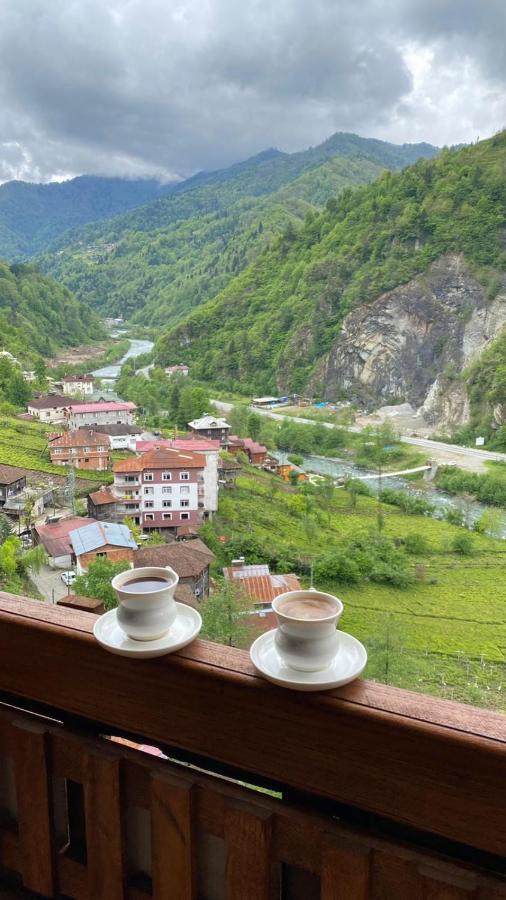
top-left (27, 394), bottom-right (69, 423)
top-left (165, 364), bottom-right (189, 377)
top-left (87, 486), bottom-right (119, 521)
top-left (0, 465), bottom-right (27, 507)
top-left (66, 400), bottom-right (137, 430)
top-left (48, 430), bottom-right (111, 471)
top-left (218, 456), bottom-right (241, 488)
top-left (188, 414), bottom-right (231, 446)
top-left (62, 374), bottom-right (95, 397)
top-left (134, 538), bottom-right (215, 602)
top-left (33, 516), bottom-right (95, 568)
top-left (111, 447), bottom-right (206, 532)
top-left (228, 435), bottom-right (267, 465)
top-left (69, 521), bottom-right (137, 574)
top-left (79, 423), bottom-right (142, 450)
top-left (137, 437), bottom-right (220, 515)
top-left (223, 560), bottom-right (301, 610)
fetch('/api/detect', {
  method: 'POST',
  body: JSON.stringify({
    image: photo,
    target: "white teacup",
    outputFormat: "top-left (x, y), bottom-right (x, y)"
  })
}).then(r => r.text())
top-left (112, 566), bottom-right (179, 641)
top-left (272, 590), bottom-right (343, 672)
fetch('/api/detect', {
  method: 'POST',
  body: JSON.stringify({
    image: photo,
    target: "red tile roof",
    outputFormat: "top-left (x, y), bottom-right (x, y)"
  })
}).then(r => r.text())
top-left (68, 401), bottom-right (137, 414)
top-left (35, 516), bottom-right (96, 558)
top-left (49, 430), bottom-right (108, 449)
top-left (223, 565), bottom-right (301, 603)
top-left (114, 447), bottom-right (204, 473)
top-left (136, 437), bottom-right (220, 453)
top-left (134, 538), bottom-right (214, 577)
top-left (63, 374), bottom-right (94, 382)
top-left (89, 488), bottom-right (116, 506)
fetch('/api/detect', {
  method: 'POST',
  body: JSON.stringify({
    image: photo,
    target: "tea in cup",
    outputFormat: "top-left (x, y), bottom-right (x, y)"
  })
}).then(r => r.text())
top-left (112, 566), bottom-right (179, 641)
top-left (272, 590), bottom-right (343, 672)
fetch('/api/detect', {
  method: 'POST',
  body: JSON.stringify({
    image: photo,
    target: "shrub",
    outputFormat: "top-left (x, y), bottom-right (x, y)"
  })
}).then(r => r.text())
top-left (451, 533), bottom-right (475, 555)
top-left (288, 453), bottom-right (304, 466)
top-left (404, 532), bottom-right (429, 554)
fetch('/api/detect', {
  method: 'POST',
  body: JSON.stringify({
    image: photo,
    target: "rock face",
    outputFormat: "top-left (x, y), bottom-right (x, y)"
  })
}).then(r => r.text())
top-left (314, 255), bottom-right (506, 426)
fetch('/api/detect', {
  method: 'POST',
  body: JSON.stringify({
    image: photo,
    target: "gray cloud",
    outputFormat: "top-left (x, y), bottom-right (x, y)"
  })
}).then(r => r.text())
top-left (0, 0), bottom-right (504, 182)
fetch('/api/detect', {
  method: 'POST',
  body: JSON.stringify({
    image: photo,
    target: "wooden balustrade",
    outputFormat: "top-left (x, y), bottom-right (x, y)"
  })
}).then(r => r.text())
top-left (0, 593), bottom-right (504, 899)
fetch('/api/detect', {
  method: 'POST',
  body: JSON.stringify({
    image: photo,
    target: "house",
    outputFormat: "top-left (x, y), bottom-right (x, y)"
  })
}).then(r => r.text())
top-left (69, 521), bottom-right (137, 574)
top-left (66, 400), bottom-right (137, 430)
top-left (165, 364), bottom-right (190, 377)
top-left (0, 465), bottom-right (27, 507)
top-left (79, 423), bottom-right (142, 450)
top-left (87, 486), bottom-right (118, 521)
top-left (134, 538), bottom-right (215, 602)
top-left (136, 437), bottom-right (220, 515)
top-left (33, 516), bottom-right (95, 568)
top-left (49, 430), bottom-right (110, 471)
top-left (62, 374), bottom-right (95, 397)
top-left (218, 456), bottom-right (241, 488)
top-left (188, 414), bottom-right (231, 446)
top-left (228, 435), bottom-right (267, 465)
top-left (223, 560), bottom-right (301, 610)
top-left (110, 447), bottom-right (206, 533)
top-left (27, 394), bottom-right (69, 423)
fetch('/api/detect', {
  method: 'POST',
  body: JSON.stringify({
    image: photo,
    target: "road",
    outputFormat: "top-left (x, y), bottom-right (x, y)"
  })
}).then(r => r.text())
top-left (211, 399), bottom-right (506, 473)
top-left (30, 564), bottom-right (72, 604)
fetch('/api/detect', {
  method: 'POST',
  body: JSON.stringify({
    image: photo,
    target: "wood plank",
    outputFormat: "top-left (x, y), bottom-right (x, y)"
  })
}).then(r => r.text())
top-left (83, 751), bottom-right (125, 900)
top-left (372, 850), bottom-right (424, 900)
top-left (0, 598), bottom-right (504, 857)
top-left (12, 723), bottom-right (55, 896)
top-left (224, 804), bottom-right (274, 900)
top-left (321, 837), bottom-right (370, 900)
top-left (151, 774), bottom-right (194, 900)
top-left (421, 876), bottom-right (475, 899)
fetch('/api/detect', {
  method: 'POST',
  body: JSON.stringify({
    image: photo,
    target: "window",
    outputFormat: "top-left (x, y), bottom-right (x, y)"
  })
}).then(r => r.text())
top-left (181, 499), bottom-right (189, 508)
top-left (180, 485), bottom-right (190, 495)
top-left (144, 513), bottom-right (154, 521)
top-left (162, 513), bottom-right (172, 521)
top-left (96, 552), bottom-right (106, 559)
top-left (70, 448), bottom-right (77, 455)
top-left (162, 486), bottom-right (172, 494)
top-left (124, 475), bottom-right (138, 483)
top-left (144, 487), bottom-right (154, 496)
top-left (53, 448), bottom-right (61, 455)
top-left (144, 501), bottom-right (154, 509)
top-left (83, 447), bottom-right (90, 453)
top-left (162, 472), bottom-right (172, 481)
top-left (97, 446), bottom-right (105, 452)
top-left (180, 472), bottom-right (189, 481)
top-left (181, 512), bottom-right (190, 520)
top-left (144, 472), bottom-right (153, 482)
top-left (162, 500), bottom-right (172, 508)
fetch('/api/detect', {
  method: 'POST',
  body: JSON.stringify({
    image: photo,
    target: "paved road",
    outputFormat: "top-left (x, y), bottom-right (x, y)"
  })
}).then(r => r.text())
top-left (211, 399), bottom-right (506, 473)
top-left (30, 564), bottom-right (73, 604)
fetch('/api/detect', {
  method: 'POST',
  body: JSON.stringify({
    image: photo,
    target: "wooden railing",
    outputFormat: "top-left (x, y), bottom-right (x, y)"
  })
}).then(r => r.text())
top-left (0, 593), bottom-right (504, 899)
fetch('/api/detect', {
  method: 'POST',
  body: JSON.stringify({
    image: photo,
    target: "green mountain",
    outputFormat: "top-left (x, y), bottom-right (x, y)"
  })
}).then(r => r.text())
top-left (0, 175), bottom-right (176, 259)
top-left (0, 259), bottom-right (102, 362)
top-left (155, 132), bottom-right (506, 408)
top-left (38, 133), bottom-right (438, 324)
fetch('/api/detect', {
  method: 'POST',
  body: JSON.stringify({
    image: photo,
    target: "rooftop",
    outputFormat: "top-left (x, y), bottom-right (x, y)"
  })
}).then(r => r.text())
top-left (69, 521), bottom-right (137, 556)
top-left (223, 562), bottom-right (302, 603)
top-left (136, 437), bottom-right (220, 453)
top-left (88, 487), bottom-right (116, 506)
top-left (49, 430), bottom-right (108, 449)
top-left (188, 415), bottom-right (230, 430)
top-left (63, 373), bottom-right (94, 383)
top-left (0, 464), bottom-right (28, 484)
top-left (68, 401), bottom-right (137, 414)
top-left (34, 516), bottom-right (95, 558)
top-left (114, 447), bottom-right (204, 473)
top-left (27, 394), bottom-right (68, 410)
top-left (134, 538), bottom-right (215, 578)
top-left (79, 423), bottom-right (142, 436)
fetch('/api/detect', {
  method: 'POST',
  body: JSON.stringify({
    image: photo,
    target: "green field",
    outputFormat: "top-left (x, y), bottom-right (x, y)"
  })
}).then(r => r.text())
top-left (0, 417), bottom-right (112, 483)
top-left (211, 468), bottom-right (506, 710)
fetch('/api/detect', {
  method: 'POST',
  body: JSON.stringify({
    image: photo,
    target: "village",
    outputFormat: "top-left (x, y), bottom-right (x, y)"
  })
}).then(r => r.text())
top-left (0, 363), bottom-right (308, 634)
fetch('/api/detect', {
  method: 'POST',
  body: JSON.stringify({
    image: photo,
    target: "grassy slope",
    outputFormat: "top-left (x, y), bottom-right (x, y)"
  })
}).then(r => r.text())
top-left (0, 417), bottom-right (112, 482)
top-left (156, 132), bottom-right (506, 395)
top-left (214, 469), bottom-right (506, 710)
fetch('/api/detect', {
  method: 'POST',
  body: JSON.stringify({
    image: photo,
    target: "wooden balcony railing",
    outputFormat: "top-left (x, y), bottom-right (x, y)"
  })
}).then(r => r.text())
top-left (0, 593), bottom-right (504, 899)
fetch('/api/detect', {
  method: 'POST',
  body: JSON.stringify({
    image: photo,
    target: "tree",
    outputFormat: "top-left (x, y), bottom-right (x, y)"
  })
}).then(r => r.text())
top-left (474, 508), bottom-right (504, 539)
top-left (73, 558), bottom-right (131, 611)
top-left (247, 412), bottom-right (262, 440)
top-left (200, 580), bottom-right (255, 648)
top-left (0, 512), bottom-right (11, 544)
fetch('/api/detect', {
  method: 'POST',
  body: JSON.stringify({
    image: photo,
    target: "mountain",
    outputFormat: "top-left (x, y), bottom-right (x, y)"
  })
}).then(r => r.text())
top-left (156, 132), bottom-right (506, 430)
top-left (0, 259), bottom-right (102, 362)
top-left (0, 175), bottom-right (176, 259)
top-left (37, 132), bottom-right (438, 323)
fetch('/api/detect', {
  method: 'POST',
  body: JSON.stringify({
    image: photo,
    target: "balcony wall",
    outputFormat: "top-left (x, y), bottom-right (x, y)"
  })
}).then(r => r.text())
top-left (0, 593), bottom-right (504, 899)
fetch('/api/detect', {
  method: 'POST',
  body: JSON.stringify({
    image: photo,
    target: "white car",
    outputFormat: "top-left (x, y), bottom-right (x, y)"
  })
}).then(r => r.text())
top-left (61, 571), bottom-right (76, 586)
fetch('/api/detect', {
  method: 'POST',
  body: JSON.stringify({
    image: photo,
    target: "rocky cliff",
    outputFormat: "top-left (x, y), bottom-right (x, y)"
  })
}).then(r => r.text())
top-left (314, 255), bottom-right (506, 427)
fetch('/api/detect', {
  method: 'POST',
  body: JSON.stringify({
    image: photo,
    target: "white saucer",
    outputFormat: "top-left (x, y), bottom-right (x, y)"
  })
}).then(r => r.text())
top-left (93, 603), bottom-right (202, 658)
top-left (250, 629), bottom-right (367, 691)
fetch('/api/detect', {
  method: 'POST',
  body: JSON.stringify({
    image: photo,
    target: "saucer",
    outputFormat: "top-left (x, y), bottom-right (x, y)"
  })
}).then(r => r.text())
top-left (250, 629), bottom-right (367, 691)
top-left (93, 603), bottom-right (202, 658)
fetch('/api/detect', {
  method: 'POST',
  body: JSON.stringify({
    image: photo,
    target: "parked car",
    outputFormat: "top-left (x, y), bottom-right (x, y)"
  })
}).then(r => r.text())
top-left (61, 571), bottom-right (76, 586)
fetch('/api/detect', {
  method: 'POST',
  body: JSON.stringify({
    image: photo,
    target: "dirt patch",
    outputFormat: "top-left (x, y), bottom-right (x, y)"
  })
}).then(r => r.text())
top-left (47, 343), bottom-right (109, 368)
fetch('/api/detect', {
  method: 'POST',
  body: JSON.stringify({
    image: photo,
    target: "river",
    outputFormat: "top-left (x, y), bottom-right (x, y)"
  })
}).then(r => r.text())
top-left (92, 338), bottom-right (154, 381)
top-left (275, 452), bottom-right (506, 537)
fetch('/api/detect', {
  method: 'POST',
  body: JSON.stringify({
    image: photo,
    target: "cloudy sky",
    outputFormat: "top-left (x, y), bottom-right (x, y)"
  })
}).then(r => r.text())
top-left (0, 0), bottom-right (505, 183)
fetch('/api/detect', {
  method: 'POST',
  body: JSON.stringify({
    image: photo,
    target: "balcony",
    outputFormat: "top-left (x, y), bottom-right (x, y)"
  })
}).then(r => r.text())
top-left (0, 593), bottom-right (504, 899)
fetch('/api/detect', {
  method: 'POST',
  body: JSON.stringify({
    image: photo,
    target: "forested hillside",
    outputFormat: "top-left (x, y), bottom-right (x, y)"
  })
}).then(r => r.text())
top-left (0, 175), bottom-right (174, 259)
top-left (156, 132), bottom-right (506, 401)
top-left (38, 133), bottom-right (438, 323)
top-left (0, 260), bottom-right (102, 362)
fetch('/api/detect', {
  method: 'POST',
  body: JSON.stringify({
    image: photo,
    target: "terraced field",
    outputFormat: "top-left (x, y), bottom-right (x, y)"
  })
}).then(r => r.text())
top-left (212, 470), bottom-right (506, 710)
top-left (0, 417), bottom-right (112, 483)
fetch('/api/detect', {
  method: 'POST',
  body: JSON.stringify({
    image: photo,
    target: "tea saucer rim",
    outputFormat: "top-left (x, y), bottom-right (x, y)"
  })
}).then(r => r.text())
top-left (250, 628), bottom-right (367, 691)
top-left (93, 602), bottom-right (202, 658)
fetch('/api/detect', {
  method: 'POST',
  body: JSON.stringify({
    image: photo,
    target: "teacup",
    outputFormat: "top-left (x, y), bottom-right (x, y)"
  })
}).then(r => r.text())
top-left (112, 566), bottom-right (179, 641)
top-left (272, 590), bottom-right (343, 672)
